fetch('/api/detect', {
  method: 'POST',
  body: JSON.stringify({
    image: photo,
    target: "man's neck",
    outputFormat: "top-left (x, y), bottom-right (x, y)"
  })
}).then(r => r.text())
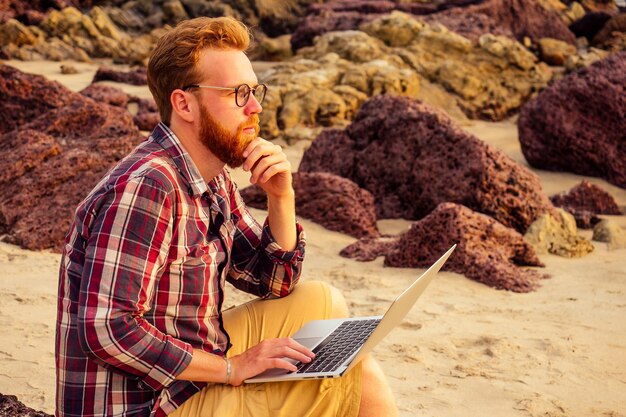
top-left (169, 122), bottom-right (224, 184)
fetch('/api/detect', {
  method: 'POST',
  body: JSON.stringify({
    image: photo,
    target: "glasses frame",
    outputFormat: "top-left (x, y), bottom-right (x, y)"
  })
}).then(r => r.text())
top-left (182, 83), bottom-right (267, 107)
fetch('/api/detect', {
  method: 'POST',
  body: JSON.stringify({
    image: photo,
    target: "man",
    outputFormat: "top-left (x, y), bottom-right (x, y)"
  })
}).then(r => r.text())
top-left (56, 16), bottom-right (397, 417)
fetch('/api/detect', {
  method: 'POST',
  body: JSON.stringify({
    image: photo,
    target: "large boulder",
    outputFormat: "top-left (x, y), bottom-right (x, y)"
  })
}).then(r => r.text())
top-left (0, 67), bottom-right (144, 251)
top-left (299, 95), bottom-right (556, 234)
top-left (240, 172), bottom-right (379, 239)
top-left (518, 51), bottom-right (626, 189)
top-left (340, 203), bottom-right (546, 293)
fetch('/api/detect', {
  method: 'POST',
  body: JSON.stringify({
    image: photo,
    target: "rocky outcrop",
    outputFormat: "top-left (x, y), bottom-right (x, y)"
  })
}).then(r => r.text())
top-left (240, 172), bottom-right (379, 238)
top-left (261, 12), bottom-right (552, 139)
top-left (0, 66), bottom-right (144, 251)
top-left (0, 1), bottom-right (321, 64)
top-left (518, 52), bottom-right (626, 189)
top-left (291, 0), bottom-right (575, 51)
top-left (0, 7), bottom-right (164, 64)
top-left (421, 0), bottom-right (577, 45)
top-left (92, 66), bottom-right (147, 86)
top-left (550, 180), bottom-right (622, 228)
top-left (0, 64), bottom-right (75, 134)
top-left (0, 393), bottom-right (51, 417)
top-left (299, 95), bottom-right (556, 233)
top-left (340, 203), bottom-right (546, 293)
top-left (524, 209), bottom-right (594, 257)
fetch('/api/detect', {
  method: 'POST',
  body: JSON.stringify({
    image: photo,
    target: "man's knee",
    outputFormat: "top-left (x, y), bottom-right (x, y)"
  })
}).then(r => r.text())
top-left (295, 281), bottom-right (349, 319)
top-left (328, 284), bottom-right (350, 319)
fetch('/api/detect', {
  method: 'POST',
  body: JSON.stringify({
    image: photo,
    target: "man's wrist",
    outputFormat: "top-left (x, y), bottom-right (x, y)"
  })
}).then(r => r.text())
top-left (222, 356), bottom-right (232, 385)
top-left (267, 188), bottom-right (295, 202)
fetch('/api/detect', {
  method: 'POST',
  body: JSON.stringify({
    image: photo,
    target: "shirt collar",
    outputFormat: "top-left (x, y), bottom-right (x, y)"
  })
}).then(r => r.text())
top-left (150, 122), bottom-right (210, 197)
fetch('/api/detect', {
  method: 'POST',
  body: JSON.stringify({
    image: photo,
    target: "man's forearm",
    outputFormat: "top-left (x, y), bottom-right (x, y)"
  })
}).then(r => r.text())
top-left (267, 189), bottom-right (297, 251)
top-left (176, 348), bottom-right (228, 383)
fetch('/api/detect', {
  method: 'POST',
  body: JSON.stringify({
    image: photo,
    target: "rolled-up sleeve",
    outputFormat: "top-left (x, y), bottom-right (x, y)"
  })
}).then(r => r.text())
top-left (226, 183), bottom-right (306, 298)
top-left (77, 176), bottom-right (193, 391)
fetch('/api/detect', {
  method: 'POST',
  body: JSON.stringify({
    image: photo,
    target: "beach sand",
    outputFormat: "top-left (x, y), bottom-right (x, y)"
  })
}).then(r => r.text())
top-left (1, 60), bottom-right (625, 416)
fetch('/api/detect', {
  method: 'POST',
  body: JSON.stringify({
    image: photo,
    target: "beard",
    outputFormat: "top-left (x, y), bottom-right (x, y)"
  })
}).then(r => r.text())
top-left (198, 103), bottom-right (260, 168)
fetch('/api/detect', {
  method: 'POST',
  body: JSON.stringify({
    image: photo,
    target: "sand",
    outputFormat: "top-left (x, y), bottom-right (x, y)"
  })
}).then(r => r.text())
top-left (1, 59), bottom-right (625, 416)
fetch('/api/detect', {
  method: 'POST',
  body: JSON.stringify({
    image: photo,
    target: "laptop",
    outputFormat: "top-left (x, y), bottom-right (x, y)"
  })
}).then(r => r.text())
top-left (245, 244), bottom-right (456, 383)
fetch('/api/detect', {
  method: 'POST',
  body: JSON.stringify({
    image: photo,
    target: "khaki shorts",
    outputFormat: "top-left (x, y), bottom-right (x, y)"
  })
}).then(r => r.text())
top-left (170, 280), bottom-right (363, 417)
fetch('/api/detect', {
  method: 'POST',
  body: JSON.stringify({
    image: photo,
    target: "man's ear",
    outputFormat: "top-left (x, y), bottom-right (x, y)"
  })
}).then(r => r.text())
top-left (170, 89), bottom-right (195, 123)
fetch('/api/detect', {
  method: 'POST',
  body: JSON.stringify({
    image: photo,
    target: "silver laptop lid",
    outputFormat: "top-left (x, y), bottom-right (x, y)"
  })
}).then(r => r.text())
top-left (344, 244), bottom-right (456, 372)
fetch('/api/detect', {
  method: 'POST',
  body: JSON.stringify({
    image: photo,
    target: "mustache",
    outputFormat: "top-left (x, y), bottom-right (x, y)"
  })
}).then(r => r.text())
top-left (240, 114), bottom-right (260, 131)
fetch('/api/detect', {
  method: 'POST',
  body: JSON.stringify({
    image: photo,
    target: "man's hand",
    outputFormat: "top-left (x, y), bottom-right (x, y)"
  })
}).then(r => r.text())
top-left (242, 138), bottom-right (292, 198)
top-left (228, 338), bottom-right (315, 386)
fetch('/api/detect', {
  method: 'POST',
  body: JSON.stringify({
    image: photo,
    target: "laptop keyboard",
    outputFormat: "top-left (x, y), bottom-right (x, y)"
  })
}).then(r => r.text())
top-left (295, 319), bottom-right (380, 374)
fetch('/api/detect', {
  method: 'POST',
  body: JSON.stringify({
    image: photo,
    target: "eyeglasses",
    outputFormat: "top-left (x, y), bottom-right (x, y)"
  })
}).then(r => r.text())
top-left (182, 83), bottom-right (268, 107)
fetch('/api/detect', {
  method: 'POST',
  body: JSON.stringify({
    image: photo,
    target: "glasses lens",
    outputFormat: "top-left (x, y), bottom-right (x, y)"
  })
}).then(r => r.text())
top-left (236, 84), bottom-right (251, 107)
top-left (254, 84), bottom-right (267, 104)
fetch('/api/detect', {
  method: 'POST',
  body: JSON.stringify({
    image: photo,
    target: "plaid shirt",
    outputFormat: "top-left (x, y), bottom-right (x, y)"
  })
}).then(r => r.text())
top-left (56, 123), bottom-right (305, 417)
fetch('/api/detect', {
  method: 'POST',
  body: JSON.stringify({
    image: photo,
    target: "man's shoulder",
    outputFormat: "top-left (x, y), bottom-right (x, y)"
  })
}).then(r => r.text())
top-left (114, 142), bottom-right (185, 192)
top-left (84, 142), bottom-right (185, 207)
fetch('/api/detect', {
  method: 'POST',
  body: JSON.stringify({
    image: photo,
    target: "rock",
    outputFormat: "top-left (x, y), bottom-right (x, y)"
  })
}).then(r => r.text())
top-left (565, 46), bottom-right (610, 70)
top-left (249, 32), bottom-right (293, 61)
top-left (0, 19), bottom-right (38, 47)
top-left (241, 172), bottom-right (379, 238)
top-left (581, 0), bottom-right (619, 14)
top-left (592, 219), bottom-right (626, 249)
top-left (0, 64), bottom-right (75, 135)
top-left (260, 45), bottom-right (419, 139)
top-left (92, 65), bottom-right (147, 85)
top-left (518, 52), bottom-right (626, 189)
top-left (524, 209), bottom-right (594, 257)
top-left (550, 180), bottom-right (622, 228)
top-left (300, 95), bottom-right (556, 233)
top-left (564, 2), bottom-right (588, 25)
top-left (0, 393), bottom-right (52, 417)
top-left (538, 37), bottom-right (578, 65)
top-left (569, 11), bottom-right (614, 40)
top-left (60, 63), bottom-right (79, 74)
top-left (163, 0), bottom-right (189, 24)
top-left (132, 98), bottom-right (160, 131)
top-left (341, 203), bottom-right (546, 293)
top-left (592, 13), bottom-right (626, 48)
top-left (79, 84), bottom-right (160, 131)
top-left (0, 66), bottom-right (144, 251)
top-left (80, 83), bottom-right (130, 107)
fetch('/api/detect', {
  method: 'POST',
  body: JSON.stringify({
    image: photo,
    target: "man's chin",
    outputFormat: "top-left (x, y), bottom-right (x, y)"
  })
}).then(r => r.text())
top-left (225, 155), bottom-right (246, 169)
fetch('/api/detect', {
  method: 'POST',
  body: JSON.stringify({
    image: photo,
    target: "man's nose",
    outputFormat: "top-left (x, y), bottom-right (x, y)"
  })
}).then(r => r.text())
top-left (244, 93), bottom-right (263, 115)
